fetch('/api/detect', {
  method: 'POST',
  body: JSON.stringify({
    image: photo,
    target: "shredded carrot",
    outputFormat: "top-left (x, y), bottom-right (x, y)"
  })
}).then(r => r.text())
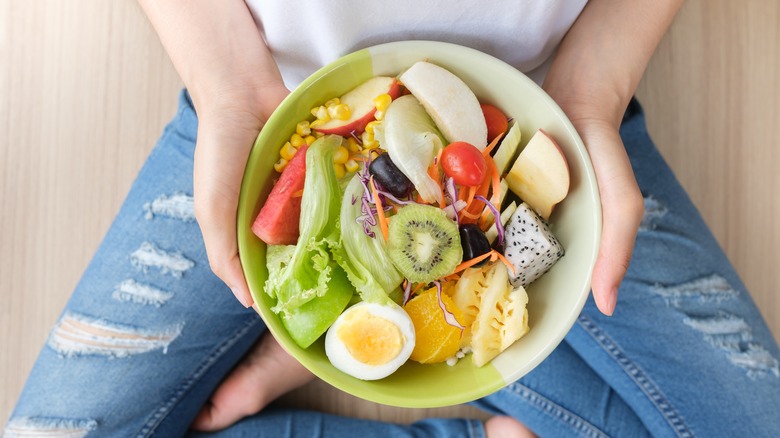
top-left (486, 155), bottom-right (501, 207)
top-left (450, 252), bottom-right (493, 275)
top-left (441, 273), bottom-right (462, 283)
top-left (427, 149), bottom-right (446, 208)
top-left (458, 186), bottom-right (479, 223)
top-left (493, 250), bottom-right (516, 276)
top-left (462, 178), bottom-right (490, 223)
top-left (481, 133), bottom-right (504, 158)
top-left (369, 176), bottom-right (389, 241)
top-left (413, 282), bottom-right (426, 294)
top-left (292, 189), bottom-right (304, 198)
top-left (459, 208), bottom-right (481, 220)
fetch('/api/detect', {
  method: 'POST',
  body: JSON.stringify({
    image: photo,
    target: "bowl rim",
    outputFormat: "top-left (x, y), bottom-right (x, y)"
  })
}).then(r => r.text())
top-left (238, 40), bottom-right (601, 407)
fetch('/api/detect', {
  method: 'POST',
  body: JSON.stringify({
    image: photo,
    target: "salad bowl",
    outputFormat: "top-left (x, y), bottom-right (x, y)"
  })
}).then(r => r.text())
top-left (237, 40), bottom-right (601, 408)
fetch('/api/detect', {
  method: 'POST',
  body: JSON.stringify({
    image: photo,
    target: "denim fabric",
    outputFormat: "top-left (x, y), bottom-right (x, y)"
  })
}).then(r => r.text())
top-left (6, 92), bottom-right (779, 438)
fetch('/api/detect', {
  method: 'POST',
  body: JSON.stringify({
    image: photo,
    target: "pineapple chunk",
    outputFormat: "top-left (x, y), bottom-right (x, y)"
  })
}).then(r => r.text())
top-left (500, 285), bottom-right (529, 351)
top-left (452, 267), bottom-right (487, 347)
top-left (469, 263), bottom-right (530, 367)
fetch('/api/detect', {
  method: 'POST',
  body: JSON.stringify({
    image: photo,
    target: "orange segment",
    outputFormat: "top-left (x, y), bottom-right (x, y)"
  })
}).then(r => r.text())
top-left (404, 285), bottom-right (465, 364)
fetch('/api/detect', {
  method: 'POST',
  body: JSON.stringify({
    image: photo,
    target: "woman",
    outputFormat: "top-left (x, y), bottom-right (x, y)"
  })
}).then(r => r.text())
top-left (6, 1), bottom-right (779, 437)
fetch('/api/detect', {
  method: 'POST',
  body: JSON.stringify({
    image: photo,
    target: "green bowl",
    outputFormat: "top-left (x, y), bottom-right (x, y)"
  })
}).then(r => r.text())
top-left (238, 40), bottom-right (601, 408)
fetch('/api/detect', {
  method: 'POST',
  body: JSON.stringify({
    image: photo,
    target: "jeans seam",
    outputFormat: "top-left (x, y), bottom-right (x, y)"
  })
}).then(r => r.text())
top-left (468, 418), bottom-right (485, 438)
top-left (506, 382), bottom-right (609, 438)
top-left (136, 316), bottom-right (262, 437)
top-left (576, 315), bottom-right (694, 438)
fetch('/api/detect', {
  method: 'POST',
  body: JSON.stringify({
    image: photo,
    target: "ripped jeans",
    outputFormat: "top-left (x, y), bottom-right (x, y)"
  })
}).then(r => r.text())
top-left (6, 91), bottom-right (780, 438)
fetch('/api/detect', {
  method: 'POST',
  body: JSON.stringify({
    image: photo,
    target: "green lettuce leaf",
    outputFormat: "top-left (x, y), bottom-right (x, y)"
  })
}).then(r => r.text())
top-left (333, 174), bottom-right (404, 306)
top-left (265, 135), bottom-right (351, 316)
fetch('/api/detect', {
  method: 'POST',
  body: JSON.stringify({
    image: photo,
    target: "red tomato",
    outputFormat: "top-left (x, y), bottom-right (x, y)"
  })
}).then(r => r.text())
top-left (480, 103), bottom-right (509, 142)
top-left (440, 142), bottom-right (487, 187)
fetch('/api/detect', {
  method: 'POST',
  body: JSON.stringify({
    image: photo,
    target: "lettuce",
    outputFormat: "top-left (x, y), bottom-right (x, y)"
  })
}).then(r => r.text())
top-left (265, 135), bottom-right (352, 336)
top-left (334, 174), bottom-right (404, 306)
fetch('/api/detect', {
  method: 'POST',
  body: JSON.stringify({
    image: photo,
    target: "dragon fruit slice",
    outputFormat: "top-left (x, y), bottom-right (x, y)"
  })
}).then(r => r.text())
top-left (502, 202), bottom-right (564, 287)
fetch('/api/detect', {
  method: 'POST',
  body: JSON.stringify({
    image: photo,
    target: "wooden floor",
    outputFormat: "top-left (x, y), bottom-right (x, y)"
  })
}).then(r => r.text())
top-left (2, 0), bottom-right (778, 429)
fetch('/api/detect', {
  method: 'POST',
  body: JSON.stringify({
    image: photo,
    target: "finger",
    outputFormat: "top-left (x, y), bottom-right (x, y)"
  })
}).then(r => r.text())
top-left (579, 124), bottom-right (643, 315)
top-left (193, 120), bottom-right (259, 307)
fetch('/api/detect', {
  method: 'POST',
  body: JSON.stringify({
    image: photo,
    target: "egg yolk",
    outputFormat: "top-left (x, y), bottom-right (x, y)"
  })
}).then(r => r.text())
top-left (337, 308), bottom-right (404, 365)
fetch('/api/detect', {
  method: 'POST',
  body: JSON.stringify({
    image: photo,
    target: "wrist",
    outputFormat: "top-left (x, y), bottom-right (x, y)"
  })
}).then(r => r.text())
top-left (190, 77), bottom-right (289, 127)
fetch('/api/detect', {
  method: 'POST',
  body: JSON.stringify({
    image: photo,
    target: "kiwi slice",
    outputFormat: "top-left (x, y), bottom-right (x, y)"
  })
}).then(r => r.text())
top-left (387, 204), bottom-right (463, 283)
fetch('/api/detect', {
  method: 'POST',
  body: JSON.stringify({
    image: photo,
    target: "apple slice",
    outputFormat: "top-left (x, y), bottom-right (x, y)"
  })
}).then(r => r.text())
top-left (505, 129), bottom-right (570, 220)
top-left (313, 76), bottom-right (401, 136)
top-left (399, 61), bottom-right (487, 149)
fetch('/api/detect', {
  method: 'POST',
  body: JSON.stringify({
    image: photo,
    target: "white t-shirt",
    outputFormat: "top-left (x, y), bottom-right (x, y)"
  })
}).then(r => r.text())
top-left (247, 1), bottom-right (587, 89)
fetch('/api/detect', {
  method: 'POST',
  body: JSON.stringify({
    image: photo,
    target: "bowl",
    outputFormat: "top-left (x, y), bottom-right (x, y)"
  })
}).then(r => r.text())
top-left (237, 40), bottom-right (601, 408)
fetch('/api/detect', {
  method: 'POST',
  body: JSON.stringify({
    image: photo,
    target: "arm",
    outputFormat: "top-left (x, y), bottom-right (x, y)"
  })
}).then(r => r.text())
top-left (137, 0), bottom-right (290, 307)
top-left (543, 0), bottom-right (684, 315)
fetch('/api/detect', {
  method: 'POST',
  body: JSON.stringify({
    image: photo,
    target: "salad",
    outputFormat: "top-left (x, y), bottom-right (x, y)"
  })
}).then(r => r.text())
top-left (252, 61), bottom-right (569, 381)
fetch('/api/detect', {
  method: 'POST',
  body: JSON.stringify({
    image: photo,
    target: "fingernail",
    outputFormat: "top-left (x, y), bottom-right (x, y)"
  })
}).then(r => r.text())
top-left (231, 287), bottom-right (251, 308)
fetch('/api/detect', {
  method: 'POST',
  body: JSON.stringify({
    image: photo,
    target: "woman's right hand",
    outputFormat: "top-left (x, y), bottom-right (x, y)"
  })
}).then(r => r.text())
top-left (138, 0), bottom-right (290, 306)
top-left (191, 83), bottom-right (289, 308)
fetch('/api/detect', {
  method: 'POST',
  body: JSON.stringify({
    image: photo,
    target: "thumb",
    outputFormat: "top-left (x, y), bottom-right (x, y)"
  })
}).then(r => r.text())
top-left (576, 121), bottom-right (644, 315)
top-left (193, 119), bottom-right (260, 308)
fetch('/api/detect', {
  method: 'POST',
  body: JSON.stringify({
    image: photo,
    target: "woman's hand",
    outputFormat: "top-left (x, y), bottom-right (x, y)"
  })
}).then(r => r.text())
top-left (138, 0), bottom-right (289, 306)
top-left (553, 101), bottom-right (644, 316)
top-left (544, 0), bottom-right (683, 315)
top-left (193, 84), bottom-right (289, 307)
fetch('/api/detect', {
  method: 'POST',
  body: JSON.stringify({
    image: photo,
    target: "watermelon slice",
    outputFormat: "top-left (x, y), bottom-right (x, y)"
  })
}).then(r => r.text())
top-left (252, 145), bottom-right (308, 245)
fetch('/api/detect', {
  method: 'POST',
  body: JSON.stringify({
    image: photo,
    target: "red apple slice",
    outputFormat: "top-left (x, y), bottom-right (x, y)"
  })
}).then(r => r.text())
top-left (505, 129), bottom-right (570, 220)
top-left (313, 77), bottom-right (401, 136)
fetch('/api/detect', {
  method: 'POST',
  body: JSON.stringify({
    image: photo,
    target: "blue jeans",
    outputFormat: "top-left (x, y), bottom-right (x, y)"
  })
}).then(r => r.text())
top-left (6, 91), bottom-right (780, 437)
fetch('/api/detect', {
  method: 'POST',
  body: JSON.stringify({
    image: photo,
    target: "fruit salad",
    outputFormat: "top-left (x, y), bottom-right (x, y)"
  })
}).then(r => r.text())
top-left (252, 61), bottom-right (570, 380)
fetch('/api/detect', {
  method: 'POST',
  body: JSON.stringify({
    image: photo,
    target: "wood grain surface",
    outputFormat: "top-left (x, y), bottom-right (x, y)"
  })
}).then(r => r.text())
top-left (2, 0), bottom-right (778, 430)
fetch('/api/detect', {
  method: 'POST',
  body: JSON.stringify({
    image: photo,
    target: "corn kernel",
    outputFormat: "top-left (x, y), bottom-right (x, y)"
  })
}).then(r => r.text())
top-left (310, 119), bottom-right (323, 129)
top-left (361, 130), bottom-right (374, 146)
top-left (314, 130), bottom-right (324, 138)
top-left (333, 146), bottom-right (349, 164)
top-left (374, 110), bottom-right (385, 121)
top-left (328, 103), bottom-right (351, 121)
top-left (333, 163), bottom-right (346, 179)
top-left (346, 137), bottom-right (361, 153)
top-left (274, 158), bottom-right (288, 173)
top-left (364, 140), bottom-right (379, 150)
top-left (324, 98), bottom-right (340, 107)
top-left (345, 159), bottom-right (360, 173)
top-left (290, 133), bottom-right (306, 148)
top-left (311, 105), bottom-right (330, 122)
top-left (296, 121), bottom-right (311, 137)
top-left (280, 142), bottom-right (297, 161)
top-left (305, 135), bottom-right (316, 145)
top-left (365, 121), bottom-right (380, 135)
top-left (374, 94), bottom-right (392, 112)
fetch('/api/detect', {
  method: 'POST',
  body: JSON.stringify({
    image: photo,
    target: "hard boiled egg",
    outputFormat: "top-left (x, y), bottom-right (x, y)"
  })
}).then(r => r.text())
top-left (325, 301), bottom-right (416, 380)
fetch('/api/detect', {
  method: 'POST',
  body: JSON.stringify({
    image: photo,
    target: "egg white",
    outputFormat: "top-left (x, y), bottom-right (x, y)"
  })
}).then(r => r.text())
top-left (325, 301), bottom-right (416, 380)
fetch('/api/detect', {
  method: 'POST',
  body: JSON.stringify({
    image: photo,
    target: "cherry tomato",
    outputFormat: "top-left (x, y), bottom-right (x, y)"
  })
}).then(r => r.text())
top-left (480, 103), bottom-right (508, 142)
top-left (440, 142), bottom-right (487, 187)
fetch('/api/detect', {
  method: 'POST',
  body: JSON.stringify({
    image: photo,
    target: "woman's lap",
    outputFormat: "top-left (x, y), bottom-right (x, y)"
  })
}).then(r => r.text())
top-left (6, 95), bottom-right (779, 437)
